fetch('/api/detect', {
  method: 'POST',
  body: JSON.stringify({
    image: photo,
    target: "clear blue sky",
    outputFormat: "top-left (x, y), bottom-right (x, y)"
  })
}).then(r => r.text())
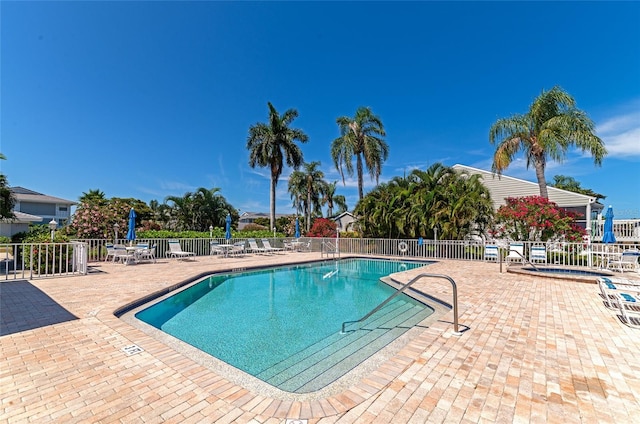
top-left (2, 1), bottom-right (639, 219)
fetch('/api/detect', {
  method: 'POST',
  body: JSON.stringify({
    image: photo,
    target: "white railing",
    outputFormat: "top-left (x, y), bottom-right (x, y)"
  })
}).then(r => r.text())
top-left (1, 242), bottom-right (88, 280)
top-left (5, 236), bottom-right (635, 281)
top-left (592, 219), bottom-right (640, 242)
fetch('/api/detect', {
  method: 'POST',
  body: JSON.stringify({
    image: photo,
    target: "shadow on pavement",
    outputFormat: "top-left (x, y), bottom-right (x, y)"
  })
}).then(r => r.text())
top-left (0, 280), bottom-right (78, 336)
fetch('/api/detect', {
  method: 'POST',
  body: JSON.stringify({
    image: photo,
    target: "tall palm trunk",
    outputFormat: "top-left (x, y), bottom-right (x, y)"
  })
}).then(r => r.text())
top-left (306, 188), bottom-right (311, 231)
top-left (356, 154), bottom-right (364, 200)
top-left (533, 158), bottom-right (549, 199)
top-left (270, 176), bottom-right (276, 230)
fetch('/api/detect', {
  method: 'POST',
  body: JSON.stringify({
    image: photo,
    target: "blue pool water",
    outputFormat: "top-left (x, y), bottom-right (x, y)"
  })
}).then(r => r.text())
top-left (523, 267), bottom-right (613, 277)
top-left (135, 258), bottom-right (435, 393)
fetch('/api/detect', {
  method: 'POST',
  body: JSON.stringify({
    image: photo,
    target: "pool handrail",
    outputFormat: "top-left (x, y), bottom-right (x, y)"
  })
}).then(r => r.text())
top-left (341, 272), bottom-right (462, 336)
top-left (502, 247), bottom-right (540, 272)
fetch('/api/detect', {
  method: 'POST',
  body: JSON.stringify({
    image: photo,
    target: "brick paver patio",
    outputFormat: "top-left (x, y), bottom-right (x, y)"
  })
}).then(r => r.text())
top-left (1, 253), bottom-right (639, 423)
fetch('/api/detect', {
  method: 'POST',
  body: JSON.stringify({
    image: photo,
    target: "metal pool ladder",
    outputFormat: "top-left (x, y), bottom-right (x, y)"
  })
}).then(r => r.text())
top-left (341, 273), bottom-right (463, 336)
top-left (321, 241), bottom-right (340, 259)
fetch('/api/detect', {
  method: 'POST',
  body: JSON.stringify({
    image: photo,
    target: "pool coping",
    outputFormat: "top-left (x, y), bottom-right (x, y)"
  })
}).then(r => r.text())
top-left (506, 264), bottom-right (615, 283)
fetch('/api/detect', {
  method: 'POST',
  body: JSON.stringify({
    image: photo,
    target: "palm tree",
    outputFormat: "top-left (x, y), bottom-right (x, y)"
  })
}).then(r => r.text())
top-left (322, 181), bottom-right (348, 217)
top-left (0, 153), bottom-right (14, 219)
top-left (164, 188), bottom-right (234, 231)
top-left (331, 106), bottom-right (389, 201)
top-left (79, 189), bottom-right (107, 206)
top-left (288, 162), bottom-right (325, 231)
top-left (247, 102), bottom-right (308, 230)
top-left (489, 86), bottom-right (606, 198)
top-left (353, 163), bottom-right (493, 240)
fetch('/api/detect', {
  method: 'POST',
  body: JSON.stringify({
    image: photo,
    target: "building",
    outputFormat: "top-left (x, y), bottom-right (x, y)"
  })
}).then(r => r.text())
top-left (0, 187), bottom-right (76, 237)
top-left (452, 164), bottom-right (604, 236)
top-left (237, 212), bottom-right (293, 230)
top-left (332, 211), bottom-right (356, 232)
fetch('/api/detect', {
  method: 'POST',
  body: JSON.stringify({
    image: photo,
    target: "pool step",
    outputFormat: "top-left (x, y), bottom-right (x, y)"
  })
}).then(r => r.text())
top-left (256, 299), bottom-right (432, 393)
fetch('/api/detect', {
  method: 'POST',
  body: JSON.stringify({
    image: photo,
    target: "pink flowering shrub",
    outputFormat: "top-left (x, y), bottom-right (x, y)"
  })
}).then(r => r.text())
top-left (491, 196), bottom-right (585, 242)
top-left (69, 200), bottom-right (133, 239)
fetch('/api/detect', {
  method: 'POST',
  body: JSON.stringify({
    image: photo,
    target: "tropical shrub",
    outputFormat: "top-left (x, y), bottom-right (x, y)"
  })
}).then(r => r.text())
top-left (354, 163), bottom-right (493, 239)
top-left (241, 223), bottom-right (268, 232)
top-left (491, 196), bottom-right (585, 242)
top-left (307, 218), bottom-right (337, 238)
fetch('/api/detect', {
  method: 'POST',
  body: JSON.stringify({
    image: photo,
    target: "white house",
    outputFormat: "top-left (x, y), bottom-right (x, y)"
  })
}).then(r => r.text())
top-left (0, 187), bottom-right (76, 237)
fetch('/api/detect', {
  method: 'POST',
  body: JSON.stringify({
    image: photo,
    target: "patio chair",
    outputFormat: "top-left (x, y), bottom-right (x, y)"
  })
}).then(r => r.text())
top-left (113, 245), bottom-right (135, 265)
top-left (167, 240), bottom-right (195, 260)
top-left (609, 250), bottom-right (640, 273)
top-left (261, 239), bottom-right (284, 254)
top-left (506, 242), bottom-right (524, 265)
top-left (104, 243), bottom-right (117, 262)
top-left (137, 245), bottom-right (156, 263)
top-left (530, 244), bottom-right (547, 264)
top-left (210, 241), bottom-right (224, 256)
top-left (229, 241), bottom-right (246, 257)
top-left (247, 238), bottom-right (268, 254)
top-left (484, 244), bottom-right (499, 262)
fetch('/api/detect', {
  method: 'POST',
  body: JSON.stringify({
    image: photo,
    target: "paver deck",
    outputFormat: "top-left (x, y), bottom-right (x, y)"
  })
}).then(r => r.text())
top-left (1, 253), bottom-right (639, 423)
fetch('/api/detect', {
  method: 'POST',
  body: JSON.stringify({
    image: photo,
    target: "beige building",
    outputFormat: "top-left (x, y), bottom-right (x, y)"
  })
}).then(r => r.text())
top-left (452, 164), bottom-right (604, 236)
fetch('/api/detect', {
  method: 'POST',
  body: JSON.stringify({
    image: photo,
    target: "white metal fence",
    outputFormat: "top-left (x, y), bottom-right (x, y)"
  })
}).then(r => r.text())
top-left (5, 237), bottom-right (636, 280)
top-left (76, 237), bottom-right (639, 268)
top-left (1, 242), bottom-right (88, 280)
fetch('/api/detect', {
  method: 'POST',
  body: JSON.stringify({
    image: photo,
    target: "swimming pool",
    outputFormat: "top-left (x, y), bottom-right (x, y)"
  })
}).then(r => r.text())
top-left (134, 258), bottom-right (436, 393)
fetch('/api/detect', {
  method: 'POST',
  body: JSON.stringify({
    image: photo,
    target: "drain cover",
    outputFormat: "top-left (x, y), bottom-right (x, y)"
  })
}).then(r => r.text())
top-left (285, 420), bottom-right (308, 424)
top-left (121, 344), bottom-right (144, 355)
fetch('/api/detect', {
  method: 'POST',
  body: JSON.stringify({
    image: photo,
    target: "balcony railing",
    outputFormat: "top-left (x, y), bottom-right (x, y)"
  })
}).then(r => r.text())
top-left (592, 219), bottom-right (640, 242)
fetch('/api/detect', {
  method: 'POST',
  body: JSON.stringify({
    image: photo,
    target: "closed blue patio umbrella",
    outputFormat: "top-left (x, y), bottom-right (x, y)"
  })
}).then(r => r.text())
top-left (602, 205), bottom-right (616, 244)
top-left (225, 214), bottom-right (232, 240)
top-left (295, 217), bottom-right (300, 239)
top-left (126, 208), bottom-right (136, 243)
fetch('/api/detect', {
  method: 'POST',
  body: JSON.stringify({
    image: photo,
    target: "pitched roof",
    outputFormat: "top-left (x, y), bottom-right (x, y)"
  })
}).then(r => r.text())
top-left (331, 211), bottom-right (355, 220)
top-left (452, 164), bottom-right (603, 210)
top-left (2, 211), bottom-right (43, 224)
top-left (10, 186), bottom-right (76, 205)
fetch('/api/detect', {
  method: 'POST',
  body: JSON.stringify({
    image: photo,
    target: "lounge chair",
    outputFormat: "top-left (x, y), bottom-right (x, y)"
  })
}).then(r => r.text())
top-left (167, 240), bottom-right (195, 260)
top-left (506, 242), bottom-right (524, 265)
top-left (597, 277), bottom-right (640, 307)
top-left (484, 244), bottom-right (499, 262)
top-left (247, 238), bottom-right (268, 254)
top-left (609, 250), bottom-right (640, 273)
top-left (605, 289), bottom-right (640, 328)
top-left (530, 244), bottom-right (547, 264)
top-left (261, 239), bottom-right (284, 254)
